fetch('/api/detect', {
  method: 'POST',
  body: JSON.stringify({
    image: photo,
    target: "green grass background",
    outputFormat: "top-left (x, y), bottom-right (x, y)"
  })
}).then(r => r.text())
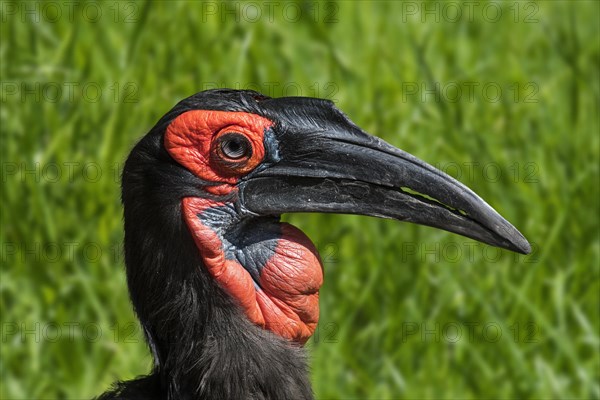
top-left (1, 1), bottom-right (599, 398)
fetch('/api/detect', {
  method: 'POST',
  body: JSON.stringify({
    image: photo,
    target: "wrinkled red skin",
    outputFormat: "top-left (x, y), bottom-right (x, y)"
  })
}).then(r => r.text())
top-left (181, 198), bottom-right (322, 344)
top-left (166, 110), bottom-right (324, 344)
top-left (165, 110), bottom-right (271, 195)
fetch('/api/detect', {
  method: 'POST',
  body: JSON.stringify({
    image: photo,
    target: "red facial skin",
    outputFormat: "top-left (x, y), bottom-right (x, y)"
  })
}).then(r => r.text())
top-left (165, 110), bottom-right (323, 344)
top-left (165, 110), bottom-right (270, 196)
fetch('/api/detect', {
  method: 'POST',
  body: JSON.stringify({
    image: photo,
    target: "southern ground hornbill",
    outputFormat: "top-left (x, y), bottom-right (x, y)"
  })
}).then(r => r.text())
top-left (98, 89), bottom-right (530, 399)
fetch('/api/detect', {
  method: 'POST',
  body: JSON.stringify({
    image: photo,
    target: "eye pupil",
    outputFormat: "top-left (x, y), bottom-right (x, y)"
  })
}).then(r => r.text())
top-left (219, 133), bottom-right (251, 160)
top-left (224, 139), bottom-right (243, 157)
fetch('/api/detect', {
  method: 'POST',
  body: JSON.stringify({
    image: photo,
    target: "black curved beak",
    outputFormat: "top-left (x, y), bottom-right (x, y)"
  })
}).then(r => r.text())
top-left (237, 99), bottom-right (531, 255)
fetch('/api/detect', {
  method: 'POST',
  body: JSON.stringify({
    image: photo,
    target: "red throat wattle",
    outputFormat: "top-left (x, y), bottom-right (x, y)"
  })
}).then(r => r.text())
top-left (181, 197), bottom-right (323, 344)
top-left (165, 110), bottom-right (324, 344)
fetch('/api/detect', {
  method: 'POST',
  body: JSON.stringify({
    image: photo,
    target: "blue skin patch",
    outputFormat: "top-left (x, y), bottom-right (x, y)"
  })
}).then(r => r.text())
top-left (246, 127), bottom-right (281, 177)
top-left (263, 127), bottom-right (281, 163)
top-left (197, 205), bottom-right (281, 288)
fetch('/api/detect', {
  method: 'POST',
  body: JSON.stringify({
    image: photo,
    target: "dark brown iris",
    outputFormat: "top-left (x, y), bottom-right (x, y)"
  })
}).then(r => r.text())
top-left (216, 132), bottom-right (252, 163)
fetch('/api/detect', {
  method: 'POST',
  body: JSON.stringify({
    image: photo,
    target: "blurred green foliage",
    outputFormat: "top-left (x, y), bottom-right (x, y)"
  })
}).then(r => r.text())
top-left (1, 1), bottom-right (599, 399)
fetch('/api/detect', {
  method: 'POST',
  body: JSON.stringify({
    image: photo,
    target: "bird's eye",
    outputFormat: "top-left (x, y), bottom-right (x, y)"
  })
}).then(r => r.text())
top-left (215, 132), bottom-right (253, 163)
top-left (220, 134), bottom-right (250, 160)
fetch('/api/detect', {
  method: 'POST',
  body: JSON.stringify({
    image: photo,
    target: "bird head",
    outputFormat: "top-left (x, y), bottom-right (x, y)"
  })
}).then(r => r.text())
top-left (122, 89), bottom-right (530, 349)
